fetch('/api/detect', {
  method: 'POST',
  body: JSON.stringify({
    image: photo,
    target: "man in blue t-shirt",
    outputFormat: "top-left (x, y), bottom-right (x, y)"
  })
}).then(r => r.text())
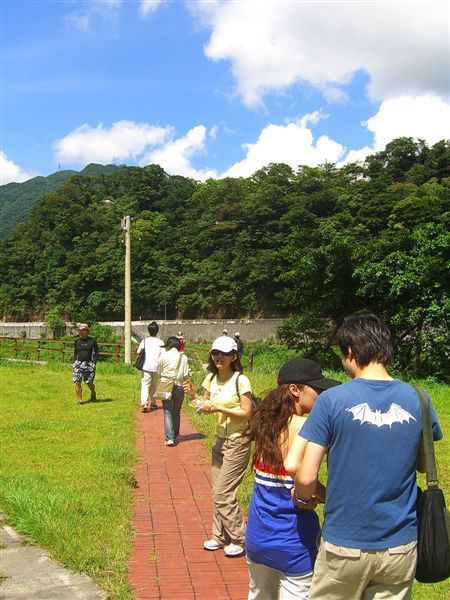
top-left (292, 313), bottom-right (443, 599)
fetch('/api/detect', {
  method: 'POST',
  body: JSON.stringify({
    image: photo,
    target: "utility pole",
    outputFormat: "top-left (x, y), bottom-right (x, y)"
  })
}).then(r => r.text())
top-left (104, 200), bottom-right (133, 365)
top-left (122, 216), bottom-right (132, 364)
top-left (164, 289), bottom-right (167, 321)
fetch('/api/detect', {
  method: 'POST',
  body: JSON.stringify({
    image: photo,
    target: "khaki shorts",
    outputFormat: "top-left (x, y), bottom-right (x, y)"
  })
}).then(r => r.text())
top-left (309, 539), bottom-right (417, 600)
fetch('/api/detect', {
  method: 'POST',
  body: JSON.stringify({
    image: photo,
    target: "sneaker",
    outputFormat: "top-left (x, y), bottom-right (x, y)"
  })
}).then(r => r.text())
top-left (165, 440), bottom-right (175, 446)
top-left (141, 404), bottom-right (149, 413)
top-left (150, 403), bottom-right (158, 411)
top-left (90, 392), bottom-right (96, 402)
top-left (224, 543), bottom-right (245, 557)
top-left (203, 539), bottom-right (223, 551)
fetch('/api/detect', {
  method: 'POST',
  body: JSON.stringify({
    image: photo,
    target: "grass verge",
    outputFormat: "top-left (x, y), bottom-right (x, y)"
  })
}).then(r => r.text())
top-left (0, 361), bottom-right (139, 600)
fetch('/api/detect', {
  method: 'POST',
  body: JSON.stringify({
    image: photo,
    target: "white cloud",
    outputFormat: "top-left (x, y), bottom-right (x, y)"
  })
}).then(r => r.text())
top-left (140, 0), bottom-right (164, 17)
top-left (65, 0), bottom-right (122, 32)
top-left (343, 146), bottom-right (375, 165)
top-left (65, 13), bottom-right (90, 32)
top-left (0, 152), bottom-right (35, 185)
top-left (222, 115), bottom-right (345, 178)
top-left (54, 120), bottom-right (173, 165)
top-left (341, 94), bottom-right (450, 164)
top-left (209, 124), bottom-right (218, 139)
top-left (191, 0), bottom-right (449, 106)
top-left (366, 95), bottom-right (450, 151)
top-left (142, 125), bottom-right (218, 181)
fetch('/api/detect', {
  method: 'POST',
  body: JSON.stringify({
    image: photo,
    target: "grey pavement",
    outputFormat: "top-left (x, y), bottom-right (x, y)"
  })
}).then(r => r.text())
top-left (0, 515), bottom-right (106, 600)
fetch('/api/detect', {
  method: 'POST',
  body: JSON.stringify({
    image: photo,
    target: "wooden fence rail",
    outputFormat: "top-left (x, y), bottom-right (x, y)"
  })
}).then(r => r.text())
top-left (0, 336), bottom-right (135, 363)
top-left (0, 337), bottom-right (254, 370)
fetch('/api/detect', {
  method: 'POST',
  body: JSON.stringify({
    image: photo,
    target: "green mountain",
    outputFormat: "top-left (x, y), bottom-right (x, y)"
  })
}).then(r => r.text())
top-left (0, 164), bottom-right (123, 238)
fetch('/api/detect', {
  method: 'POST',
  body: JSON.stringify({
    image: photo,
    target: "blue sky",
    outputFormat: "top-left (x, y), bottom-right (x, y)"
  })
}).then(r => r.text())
top-left (1, 0), bottom-right (449, 184)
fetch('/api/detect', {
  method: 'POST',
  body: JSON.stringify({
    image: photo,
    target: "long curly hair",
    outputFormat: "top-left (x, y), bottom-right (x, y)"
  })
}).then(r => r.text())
top-left (248, 383), bottom-right (305, 469)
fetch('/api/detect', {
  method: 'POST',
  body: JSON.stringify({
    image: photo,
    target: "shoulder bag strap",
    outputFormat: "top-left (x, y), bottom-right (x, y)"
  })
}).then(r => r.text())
top-left (413, 385), bottom-right (439, 488)
top-left (173, 352), bottom-right (183, 382)
top-left (235, 372), bottom-right (241, 397)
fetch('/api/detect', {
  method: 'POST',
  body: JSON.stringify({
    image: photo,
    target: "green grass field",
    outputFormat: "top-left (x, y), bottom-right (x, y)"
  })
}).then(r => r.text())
top-left (0, 353), bottom-right (449, 599)
top-left (0, 361), bottom-right (138, 600)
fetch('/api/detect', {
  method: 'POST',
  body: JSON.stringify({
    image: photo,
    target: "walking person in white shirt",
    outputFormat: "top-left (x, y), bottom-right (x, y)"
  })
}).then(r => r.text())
top-left (158, 336), bottom-right (190, 446)
top-left (136, 321), bottom-right (164, 412)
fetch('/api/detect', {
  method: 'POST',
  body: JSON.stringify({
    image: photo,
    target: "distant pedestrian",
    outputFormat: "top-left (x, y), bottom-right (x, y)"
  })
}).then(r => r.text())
top-left (72, 324), bottom-right (99, 404)
top-left (222, 328), bottom-right (228, 335)
top-left (183, 336), bottom-right (253, 557)
top-left (136, 321), bottom-right (164, 412)
top-left (158, 336), bottom-right (190, 446)
top-left (234, 332), bottom-right (244, 358)
top-left (177, 331), bottom-right (185, 353)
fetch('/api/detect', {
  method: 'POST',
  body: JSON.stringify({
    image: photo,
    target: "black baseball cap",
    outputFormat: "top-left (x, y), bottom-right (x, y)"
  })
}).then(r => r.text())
top-left (277, 358), bottom-right (340, 390)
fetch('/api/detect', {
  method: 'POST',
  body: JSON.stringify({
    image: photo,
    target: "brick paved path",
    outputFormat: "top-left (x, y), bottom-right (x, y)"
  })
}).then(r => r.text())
top-left (128, 406), bottom-right (250, 600)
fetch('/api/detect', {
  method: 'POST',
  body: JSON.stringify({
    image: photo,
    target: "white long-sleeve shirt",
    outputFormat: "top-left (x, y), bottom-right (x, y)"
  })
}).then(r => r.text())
top-left (158, 348), bottom-right (189, 385)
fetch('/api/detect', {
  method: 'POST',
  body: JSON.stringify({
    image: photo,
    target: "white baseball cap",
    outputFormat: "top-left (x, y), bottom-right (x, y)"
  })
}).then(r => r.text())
top-left (211, 336), bottom-right (238, 353)
top-left (235, 332), bottom-right (240, 336)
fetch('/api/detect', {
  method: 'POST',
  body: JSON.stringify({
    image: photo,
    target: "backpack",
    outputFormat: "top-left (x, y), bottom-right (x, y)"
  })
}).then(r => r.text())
top-left (235, 374), bottom-right (261, 411)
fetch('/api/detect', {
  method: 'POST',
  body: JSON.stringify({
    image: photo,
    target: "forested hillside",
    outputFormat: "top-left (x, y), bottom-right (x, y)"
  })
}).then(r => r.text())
top-left (0, 163), bottom-right (123, 238)
top-left (0, 137), bottom-right (448, 375)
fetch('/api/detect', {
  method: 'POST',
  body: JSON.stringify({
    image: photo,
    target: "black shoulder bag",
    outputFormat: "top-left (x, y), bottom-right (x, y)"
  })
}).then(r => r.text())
top-left (235, 373), bottom-right (261, 410)
top-left (134, 346), bottom-right (146, 370)
top-left (414, 385), bottom-right (450, 583)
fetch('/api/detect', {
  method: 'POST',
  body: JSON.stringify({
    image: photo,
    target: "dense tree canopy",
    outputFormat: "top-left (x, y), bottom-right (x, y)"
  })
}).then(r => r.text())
top-left (0, 138), bottom-right (448, 376)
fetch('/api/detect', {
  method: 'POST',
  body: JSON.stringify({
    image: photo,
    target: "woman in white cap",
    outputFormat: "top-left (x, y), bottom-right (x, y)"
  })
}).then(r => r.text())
top-left (183, 335), bottom-right (253, 558)
top-left (245, 358), bottom-right (340, 599)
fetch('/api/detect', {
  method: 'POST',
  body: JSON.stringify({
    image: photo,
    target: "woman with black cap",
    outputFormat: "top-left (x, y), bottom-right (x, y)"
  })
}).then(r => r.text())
top-left (183, 335), bottom-right (253, 558)
top-left (245, 358), bottom-right (340, 599)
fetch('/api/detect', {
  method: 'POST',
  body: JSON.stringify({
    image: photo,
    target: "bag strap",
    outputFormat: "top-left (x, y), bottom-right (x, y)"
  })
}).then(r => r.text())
top-left (413, 386), bottom-right (439, 488)
top-left (173, 352), bottom-right (183, 382)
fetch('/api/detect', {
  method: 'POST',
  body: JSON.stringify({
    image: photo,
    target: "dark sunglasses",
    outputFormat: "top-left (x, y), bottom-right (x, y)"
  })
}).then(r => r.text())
top-left (211, 350), bottom-right (235, 357)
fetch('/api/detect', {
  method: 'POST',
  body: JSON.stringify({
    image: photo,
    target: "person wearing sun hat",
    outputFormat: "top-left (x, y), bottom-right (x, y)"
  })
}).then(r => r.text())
top-left (183, 335), bottom-right (253, 558)
top-left (72, 323), bottom-right (99, 404)
top-left (234, 331), bottom-right (244, 358)
top-left (245, 357), bottom-right (340, 599)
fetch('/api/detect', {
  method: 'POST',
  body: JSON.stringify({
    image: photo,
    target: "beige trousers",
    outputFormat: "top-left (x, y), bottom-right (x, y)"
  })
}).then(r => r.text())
top-left (211, 435), bottom-right (251, 546)
top-left (247, 559), bottom-right (312, 600)
top-left (309, 539), bottom-right (417, 600)
top-left (140, 371), bottom-right (158, 406)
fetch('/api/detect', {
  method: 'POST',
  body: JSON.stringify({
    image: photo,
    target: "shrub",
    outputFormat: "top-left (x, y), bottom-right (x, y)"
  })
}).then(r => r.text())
top-left (89, 323), bottom-right (120, 343)
top-left (277, 316), bottom-right (342, 370)
top-left (44, 308), bottom-right (66, 339)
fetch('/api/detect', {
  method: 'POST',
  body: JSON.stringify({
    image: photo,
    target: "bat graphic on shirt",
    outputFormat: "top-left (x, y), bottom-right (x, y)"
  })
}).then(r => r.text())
top-left (346, 403), bottom-right (416, 428)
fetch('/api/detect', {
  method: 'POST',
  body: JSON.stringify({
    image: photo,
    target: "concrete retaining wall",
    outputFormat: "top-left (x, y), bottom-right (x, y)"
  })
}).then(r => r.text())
top-left (0, 319), bottom-right (284, 343)
top-left (0, 322), bottom-right (50, 338)
top-left (103, 319), bottom-right (284, 343)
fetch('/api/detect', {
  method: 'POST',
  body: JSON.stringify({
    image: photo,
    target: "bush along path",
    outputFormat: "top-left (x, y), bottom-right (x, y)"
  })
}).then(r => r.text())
top-left (0, 512), bottom-right (106, 599)
top-left (128, 406), bottom-right (249, 600)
